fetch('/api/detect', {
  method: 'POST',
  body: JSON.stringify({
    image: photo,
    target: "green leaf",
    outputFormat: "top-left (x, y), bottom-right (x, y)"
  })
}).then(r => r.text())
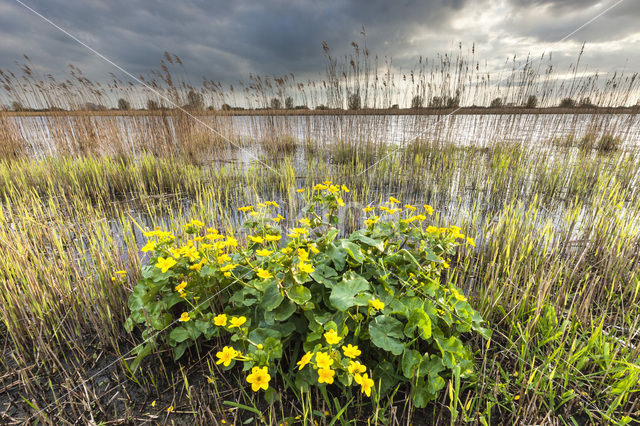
top-left (310, 264), bottom-right (338, 288)
top-left (424, 249), bottom-right (442, 263)
top-left (350, 231), bottom-right (384, 252)
top-left (329, 272), bottom-right (369, 311)
top-left (169, 326), bottom-right (190, 343)
top-left (405, 308), bottom-right (432, 340)
top-left (327, 243), bottom-right (346, 271)
top-left (173, 342), bottom-right (188, 360)
top-left (128, 342), bottom-right (153, 373)
top-left (274, 299), bottom-right (297, 321)
top-left (260, 282), bottom-right (284, 311)
top-left (162, 292), bottom-right (183, 309)
top-left (412, 377), bottom-right (434, 408)
top-left (369, 315), bottom-right (405, 355)
top-left (124, 317), bottom-right (134, 332)
top-left (340, 240), bottom-right (365, 263)
top-left (248, 328), bottom-right (281, 345)
top-left (402, 349), bottom-right (423, 379)
top-left (419, 354), bottom-right (445, 378)
top-left (264, 387), bottom-right (280, 404)
top-left (426, 373), bottom-right (446, 394)
top-left (287, 285), bottom-right (312, 305)
top-left (435, 336), bottom-right (465, 368)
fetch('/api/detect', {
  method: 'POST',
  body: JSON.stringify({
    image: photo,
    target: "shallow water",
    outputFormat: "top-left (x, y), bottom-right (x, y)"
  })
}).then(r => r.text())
top-left (8, 113), bottom-right (640, 158)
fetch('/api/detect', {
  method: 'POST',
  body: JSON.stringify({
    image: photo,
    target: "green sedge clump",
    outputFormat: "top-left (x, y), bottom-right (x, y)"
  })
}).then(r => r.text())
top-left (125, 183), bottom-right (489, 406)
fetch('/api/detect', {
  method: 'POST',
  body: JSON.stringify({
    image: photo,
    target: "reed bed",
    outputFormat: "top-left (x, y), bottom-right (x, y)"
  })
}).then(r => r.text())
top-left (0, 134), bottom-right (639, 424)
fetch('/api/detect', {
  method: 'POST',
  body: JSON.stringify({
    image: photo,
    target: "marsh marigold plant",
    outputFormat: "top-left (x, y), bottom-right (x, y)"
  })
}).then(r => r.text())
top-left (125, 183), bottom-right (489, 406)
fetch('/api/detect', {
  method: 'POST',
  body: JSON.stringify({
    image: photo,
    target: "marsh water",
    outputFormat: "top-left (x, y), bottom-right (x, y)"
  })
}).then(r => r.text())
top-left (7, 113), bottom-right (640, 157)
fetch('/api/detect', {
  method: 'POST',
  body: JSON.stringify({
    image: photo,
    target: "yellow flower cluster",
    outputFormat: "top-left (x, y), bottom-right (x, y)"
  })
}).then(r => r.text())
top-left (213, 313), bottom-right (247, 329)
top-left (296, 337), bottom-right (373, 396)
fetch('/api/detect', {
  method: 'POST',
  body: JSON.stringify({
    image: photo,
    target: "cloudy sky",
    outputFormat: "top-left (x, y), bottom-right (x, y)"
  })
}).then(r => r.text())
top-left (0, 0), bottom-right (638, 96)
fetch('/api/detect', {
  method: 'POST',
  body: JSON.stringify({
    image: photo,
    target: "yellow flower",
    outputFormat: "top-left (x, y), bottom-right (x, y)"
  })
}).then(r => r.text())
top-left (451, 288), bottom-right (467, 302)
top-left (238, 206), bottom-right (254, 212)
top-left (296, 188), bottom-right (305, 193)
top-left (298, 248), bottom-right (309, 260)
top-left (229, 316), bottom-right (247, 328)
top-left (297, 352), bottom-right (313, 370)
top-left (299, 218), bottom-right (311, 227)
top-left (220, 263), bottom-right (238, 272)
top-left (369, 299), bottom-right (385, 310)
top-left (174, 281), bottom-right (187, 292)
top-left (115, 270), bottom-right (127, 275)
top-left (256, 268), bottom-right (273, 279)
top-left (514, 395), bottom-right (520, 401)
top-left (336, 197), bottom-right (345, 207)
top-left (213, 313), bottom-right (227, 326)
top-left (273, 214), bottom-right (285, 222)
top-left (288, 227), bottom-right (309, 238)
top-left (348, 360), bottom-right (366, 375)
top-left (156, 256), bottom-right (177, 273)
top-left (216, 346), bottom-right (239, 366)
top-left (359, 373), bottom-right (374, 397)
top-left (467, 237), bottom-right (476, 247)
top-left (328, 184), bottom-right (340, 193)
top-left (281, 247), bottom-right (293, 254)
top-left (189, 259), bottom-right (207, 271)
top-left (182, 247), bottom-right (200, 262)
top-left (364, 216), bottom-right (379, 227)
top-left (342, 344), bottom-right (361, 359)
top-left (179, 312), bottom-right (190, 322)
top-left (248, 235), bottom-right (264, 244)
top-left (151, 400), bottom-right (156, 407)
top-left (299, 262), bottom-right (314, 274)
top-left (246, 366), bottom-right (271, 392)
top-left (265, 201), bottom-right (279, 207)
top-left (308, 243), bottom-right (319, 254)
top-left (363, 206), bottom-right (374, 213)
top-left (313, 184), bottom-right (328, 191)
top-left (185, 219), bottom-right (204, 228)
top-left (341, 185), bottom-right (349, 192)
top-left (167, 406), bottom-right (174, 413)
top-left (217, 254), bottom-right (231, 264)
top-left (317, 368), bottom-right (335, 384)
top-left (324, 329), bottom-right (341, 345)
top-left (256, 249), bottom-right (272, 257)
top-left (225, 236), bottom-right (238, 247)
top-left (424, 204), bottom-right (434, 215)
top-left (265, 234), bottom-right (282, 242)
top-left (389, 196), bottom-right (400, 204)
top-left (315, 351), bottom-right (333, 369)
top-left (404, 204), bottom-right (416, 211)
top-left (141, 240), bottom-right (157, 252)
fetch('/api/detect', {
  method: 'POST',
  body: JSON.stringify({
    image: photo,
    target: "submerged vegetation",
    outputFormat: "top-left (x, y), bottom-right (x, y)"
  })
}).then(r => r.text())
top-left (1, 42), bottom-right (640, 424)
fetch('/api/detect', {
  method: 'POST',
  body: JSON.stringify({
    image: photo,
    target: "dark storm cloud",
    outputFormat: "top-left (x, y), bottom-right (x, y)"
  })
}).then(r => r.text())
top-left (0, 0), bottom-right (638, 85)
top-left (502, 0), bottom-right (640, 42)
